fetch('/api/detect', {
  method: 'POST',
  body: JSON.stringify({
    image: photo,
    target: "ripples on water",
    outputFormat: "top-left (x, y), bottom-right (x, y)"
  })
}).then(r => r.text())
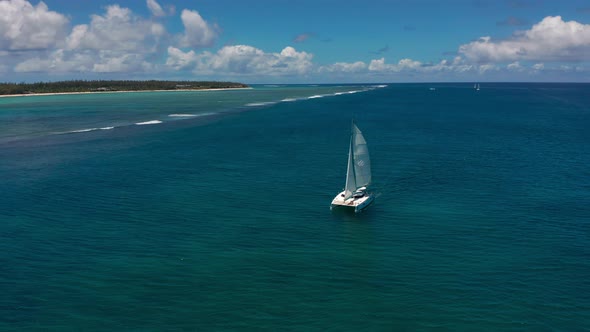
top-left (0, 83), bottom-right (589, 330)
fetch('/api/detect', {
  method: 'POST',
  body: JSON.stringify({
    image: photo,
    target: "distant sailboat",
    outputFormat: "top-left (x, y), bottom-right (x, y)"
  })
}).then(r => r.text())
top-left (475, 83), bottom-right (480, 91)
top-left (331, 121), bottom-right (375, 213)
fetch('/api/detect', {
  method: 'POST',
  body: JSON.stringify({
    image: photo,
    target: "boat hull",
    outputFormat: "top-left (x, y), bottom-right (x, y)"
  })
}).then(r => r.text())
top-left (330, 191), bottom-right (375, 213)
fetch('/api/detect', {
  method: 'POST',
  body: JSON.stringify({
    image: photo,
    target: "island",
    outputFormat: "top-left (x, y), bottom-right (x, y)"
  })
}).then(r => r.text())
top-left (0, 80), bottom-right (249, 96)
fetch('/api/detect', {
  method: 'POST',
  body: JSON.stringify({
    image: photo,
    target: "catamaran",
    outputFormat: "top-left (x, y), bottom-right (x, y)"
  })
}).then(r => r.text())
top-left (331, 121), bottom-right (375, 213)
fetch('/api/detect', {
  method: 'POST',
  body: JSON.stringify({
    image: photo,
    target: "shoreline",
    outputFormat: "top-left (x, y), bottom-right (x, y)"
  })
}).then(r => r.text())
top-left (0, 87), bottom-right (252, 99)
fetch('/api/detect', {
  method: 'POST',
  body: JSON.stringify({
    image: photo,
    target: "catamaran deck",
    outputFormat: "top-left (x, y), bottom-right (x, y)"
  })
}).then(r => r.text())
top-left (331, 190), bottom-right (374, 212)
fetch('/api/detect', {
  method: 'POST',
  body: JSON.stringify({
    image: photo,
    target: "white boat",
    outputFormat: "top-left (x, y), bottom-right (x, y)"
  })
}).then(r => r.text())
top-left (331, 121), bottom-right (375, 213)
top-left (476, 83), bottom-right (480, 91)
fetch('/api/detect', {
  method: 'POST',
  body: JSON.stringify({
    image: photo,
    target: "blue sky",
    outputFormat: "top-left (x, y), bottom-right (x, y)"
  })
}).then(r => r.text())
top-left (1, 0), bottom-right (589, 83)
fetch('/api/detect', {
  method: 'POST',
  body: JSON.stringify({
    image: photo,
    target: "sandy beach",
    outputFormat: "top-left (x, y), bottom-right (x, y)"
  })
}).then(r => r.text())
top-left (0, 87), bottom-right (251, 98)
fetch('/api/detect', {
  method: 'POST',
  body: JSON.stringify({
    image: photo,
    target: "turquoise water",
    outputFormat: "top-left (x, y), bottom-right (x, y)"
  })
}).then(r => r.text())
top-left (1, 84), bottom-right (589, 331)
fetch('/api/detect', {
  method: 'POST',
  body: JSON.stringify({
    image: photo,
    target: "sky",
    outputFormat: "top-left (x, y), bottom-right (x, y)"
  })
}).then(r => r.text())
top-left (0, 0), bottom-right (589, 83)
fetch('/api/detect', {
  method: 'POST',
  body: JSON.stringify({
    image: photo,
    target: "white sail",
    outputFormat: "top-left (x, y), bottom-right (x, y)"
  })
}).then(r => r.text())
top-left (352, 123), bottom-right (371, 188)
top-left (344, 138), bottom-right (356, 199)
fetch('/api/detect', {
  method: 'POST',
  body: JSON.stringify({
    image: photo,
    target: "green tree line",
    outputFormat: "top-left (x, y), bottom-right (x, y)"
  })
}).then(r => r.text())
top-left (0, 80), bottom-right (249, 95)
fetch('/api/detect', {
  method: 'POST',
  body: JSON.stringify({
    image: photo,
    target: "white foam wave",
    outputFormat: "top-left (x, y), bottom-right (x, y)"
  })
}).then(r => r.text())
top-left (169, 112), bottom-right (217, 118)
top-left (70, 128), bottom-right (95, 133)
top-left (237, 87), bottom-right (376, 109)
top-left (168, 113), bottom-right (197, 117)
top-left (135, 120), bottom-right (162, 125)
top-left (245, 102), bottom-right (276, 107)
top-left (61, 126), bottom-right (114, 134)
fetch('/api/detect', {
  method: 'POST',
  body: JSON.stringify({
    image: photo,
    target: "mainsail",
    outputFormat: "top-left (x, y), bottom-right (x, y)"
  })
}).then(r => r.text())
top-left (343, 122), bottom-right (372, 199)
top-left (352, 123), bottom-right (371, 187)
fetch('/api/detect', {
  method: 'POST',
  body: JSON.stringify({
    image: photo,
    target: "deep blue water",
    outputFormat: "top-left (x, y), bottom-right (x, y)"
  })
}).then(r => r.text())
top-left (1, 84), bottom-right (589, 331)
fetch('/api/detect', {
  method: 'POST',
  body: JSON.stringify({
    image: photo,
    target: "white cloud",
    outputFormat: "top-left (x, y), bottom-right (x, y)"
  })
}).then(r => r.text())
top-left (21, 4), bottom-right (167, 75)
top-left (15, 49), bottom-right (93, 72)
top-left (367, 58), bottom-right (388, 71)
top-left (459, 16), bottom-right (590, 63)
top-left (66, 5), bottom-right (164, 52)
top-left (507, 61), bottom-right (523, 71)
top-left (367, 58), bottom-right (434, 72)
top-left (179, 9), bottom-right (218, 48)
top-left (321, 57), bottom-right (479, 77)
top-left (368, 58), bottom-right (423, 72)
top-left (166, 46), bottom-right (197, 70)
top-left (146, 0), bottom-right (166, 17)
top-left (432, 57), bottom-right (475, 73)
top-left (93, 52), bottom-right (152, 73)
top-left (151, 23), bottom-right (166, 37)
top-left (0, 0), bottom-right (69, 50)
top-left (398, 58), bottom-right (422, 70)
top-left (319, 61), bottom-right (367, 73)
top-left (14, 48), bottom-right (154, 74)
top-left (478, 64), bottom-right (498, 73)
top-left (192, 45), bottom-right (313, 76)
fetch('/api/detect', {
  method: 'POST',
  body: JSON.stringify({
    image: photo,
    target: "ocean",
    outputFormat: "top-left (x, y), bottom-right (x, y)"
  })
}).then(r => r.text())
top-left (1, 83), bottom-right (588, 331)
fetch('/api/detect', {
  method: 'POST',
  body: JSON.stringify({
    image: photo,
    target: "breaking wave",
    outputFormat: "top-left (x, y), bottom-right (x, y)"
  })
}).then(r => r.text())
top-left (135, 120), bottom-right (162, 125)
top-left (53, 86), bottom-right (383, 137)
top-left (60, 126), bottom-right (115, 134)
top-left (245, 102), bottom-right (277, 107)
top-left (168, 113), bottom-right (197, 117)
